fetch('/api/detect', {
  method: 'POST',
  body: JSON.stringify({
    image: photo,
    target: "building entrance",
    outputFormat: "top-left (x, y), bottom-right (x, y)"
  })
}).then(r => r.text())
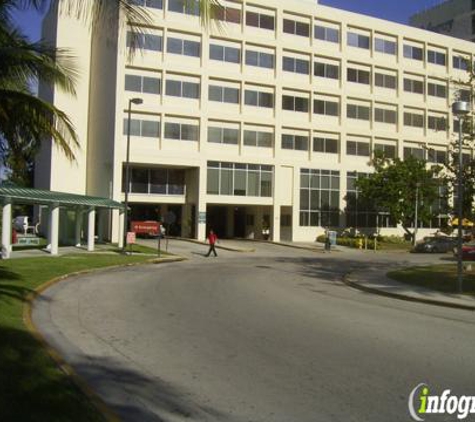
top-left (206, 205), bottom-right (272, 239)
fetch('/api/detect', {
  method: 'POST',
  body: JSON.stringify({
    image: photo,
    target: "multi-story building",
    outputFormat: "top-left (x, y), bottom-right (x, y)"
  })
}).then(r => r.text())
top-left (35, 0), bottom-right (475, 243)
top-left (410, 0), bottom-right (475, 42)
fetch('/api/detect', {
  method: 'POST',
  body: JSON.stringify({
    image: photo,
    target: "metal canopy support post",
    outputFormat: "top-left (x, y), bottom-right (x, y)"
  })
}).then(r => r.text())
top-left (97, 209), bottom-right (104, 243)
top-left (49, 203), bottom-right (60, 255)
top-left (2, 199), bottom-right (12, 259)
top-left (87, 208), bottom-right (96, 252)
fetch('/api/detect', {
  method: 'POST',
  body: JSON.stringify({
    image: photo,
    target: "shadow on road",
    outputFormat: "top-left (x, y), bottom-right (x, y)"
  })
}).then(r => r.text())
top-left (75, 357), bottom-right (225, 422)
top-left (270, 255), bottom-right (458, 300)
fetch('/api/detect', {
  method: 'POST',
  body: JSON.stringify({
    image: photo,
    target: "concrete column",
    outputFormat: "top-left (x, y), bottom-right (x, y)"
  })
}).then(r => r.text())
top-left (118, 210), bottom-right (125, 249)
top-left (182, 205), bottom-right (192, 238)
top-left (272, 204), bottom-right (281, 242)
top-left (46, 208), bottom-right (52, 250)
top-left (226, 207), bottom-right (234, 238)
top-left (255, 207), bottom-right (264, 240)
top-left (87, 208), bottom-right (96, 252)
top-left (75, 209), bottom-right (83, 247)
top-left (196, 165), bottom-right (207, 241)
top-left (49, 204), bottom-right (60, 255)
top-left (2, 199), bottom-right (12, 259)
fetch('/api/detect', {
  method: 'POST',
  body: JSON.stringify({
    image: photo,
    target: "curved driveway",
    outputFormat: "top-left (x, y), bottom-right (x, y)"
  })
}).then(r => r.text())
top-left (33, 241), bottom-right (475, 422)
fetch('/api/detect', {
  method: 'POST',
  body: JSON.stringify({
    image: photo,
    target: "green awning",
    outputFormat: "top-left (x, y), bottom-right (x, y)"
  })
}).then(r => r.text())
top-left (0, 183), bottom-right (124, 210)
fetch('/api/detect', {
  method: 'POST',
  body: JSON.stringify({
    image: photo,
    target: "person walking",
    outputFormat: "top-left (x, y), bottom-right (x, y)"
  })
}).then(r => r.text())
top-left (205, 229), bottom-right (218, 257)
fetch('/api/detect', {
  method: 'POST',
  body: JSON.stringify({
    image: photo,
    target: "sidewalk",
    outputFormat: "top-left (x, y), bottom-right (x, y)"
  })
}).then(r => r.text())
top-left (220, 238), bottom-right (346, 253)
top-left (173, 237), bottom-right (256, 252)
top-left (345, 267), bottom-right (475, 311)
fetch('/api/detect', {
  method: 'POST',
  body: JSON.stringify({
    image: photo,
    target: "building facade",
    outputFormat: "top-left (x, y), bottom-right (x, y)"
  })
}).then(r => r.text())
top-left (410, 0), bottom-right (475, 42)
top-left (36, 0), bottom-right (475, 242)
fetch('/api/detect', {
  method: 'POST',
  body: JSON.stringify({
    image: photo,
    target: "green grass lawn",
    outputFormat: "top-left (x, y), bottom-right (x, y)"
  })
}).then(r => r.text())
top-left (108, 242), bottom-right (169, 255)
top-left (0, 252), bottom-right (159, 421)
top-left (387, 264), bottom-right (475, 295)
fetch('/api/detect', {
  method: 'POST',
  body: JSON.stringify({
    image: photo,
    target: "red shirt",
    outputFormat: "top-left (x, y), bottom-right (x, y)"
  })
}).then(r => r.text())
top-left (208, 233), bottom-right (217, 245)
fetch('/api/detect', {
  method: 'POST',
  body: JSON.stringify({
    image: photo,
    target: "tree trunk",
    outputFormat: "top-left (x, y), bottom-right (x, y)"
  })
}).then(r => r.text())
top-left (402, 225), bottom-right (415, 245)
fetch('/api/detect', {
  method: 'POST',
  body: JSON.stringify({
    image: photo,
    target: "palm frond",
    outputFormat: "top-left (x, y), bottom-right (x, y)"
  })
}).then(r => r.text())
top-left (197, 0), bottom-right (223, 31)
top-left (0, 34), bottom-right (77, 95)
top-left (0, 89), bottom-right (78, 160)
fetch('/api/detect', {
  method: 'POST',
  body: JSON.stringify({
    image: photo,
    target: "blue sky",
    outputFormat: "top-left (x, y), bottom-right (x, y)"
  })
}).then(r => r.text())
top-left (320, 0), bottom-right (437, 23)
top-left (12, 0), bottom-right (438, 41)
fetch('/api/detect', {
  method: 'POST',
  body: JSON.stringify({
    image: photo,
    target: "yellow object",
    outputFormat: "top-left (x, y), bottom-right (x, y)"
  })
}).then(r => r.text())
top-left (357, 238), bottom-right (363, 249)
top-left (451, 218), bottom-right (474, 227)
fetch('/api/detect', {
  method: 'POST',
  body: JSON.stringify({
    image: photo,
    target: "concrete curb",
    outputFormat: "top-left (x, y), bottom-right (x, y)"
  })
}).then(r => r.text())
top-left (228, 237), bottom-right (348, 253)
top-left (22, 255), bottom-right (186, 422)
top-left (165, 236), bottom-right (346, 253)
top-left (343, 272), bottom-right (475, 312)
top-left (171, 237), bottom-right (256, 253)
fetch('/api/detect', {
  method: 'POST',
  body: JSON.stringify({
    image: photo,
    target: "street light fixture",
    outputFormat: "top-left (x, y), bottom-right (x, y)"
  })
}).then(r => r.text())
top-left (123, 97), bottom-right (143, 253)
top-left (452, 100), bottom-right (470, 294)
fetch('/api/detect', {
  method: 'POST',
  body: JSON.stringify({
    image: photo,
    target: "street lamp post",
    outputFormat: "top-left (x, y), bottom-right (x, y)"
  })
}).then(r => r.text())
top-left (123, 97), bottom-right (143, 253)
top-left (452, 100), bottom-right (470, 294)
top-left (413, 182), bottom-right (420, 246)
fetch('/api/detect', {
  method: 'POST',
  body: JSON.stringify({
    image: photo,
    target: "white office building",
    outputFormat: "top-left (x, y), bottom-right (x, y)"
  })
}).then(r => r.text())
top-left (410, 0), bottom-right (475, 42)
top-left (35, 0), bottom-right (475, 243)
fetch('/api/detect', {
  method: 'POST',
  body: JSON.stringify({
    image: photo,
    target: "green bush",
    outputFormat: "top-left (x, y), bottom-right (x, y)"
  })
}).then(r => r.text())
top-left (316, 235), bottom-right (376, 249)
top-left (377, 235), bottom-right (406, 244)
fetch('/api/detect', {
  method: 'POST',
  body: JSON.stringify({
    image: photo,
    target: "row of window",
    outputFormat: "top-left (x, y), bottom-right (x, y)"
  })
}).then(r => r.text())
top-left (300, 169), bottom-right (449, 228)
top-left (346, 173), bottom-right (446, 229)
top-left (119, 162), bottom-right (447, 228)
top-left (121, 166), bottom-right (185, 195)
top-left (125, 71), bottom-right (455, 109)
top-left (124, 74), bottom-right (454, 121)
top-left (207, 162), bottom-right (273, 197)
top-left (122, 117), bottom-right (451, 161)
top-left (123, 119), bottom-right (198, 140)
top-left (126, 36), bottom-right (465, 91)
top-left (129, 1), bottom-right (471, 71)
top-left (127, 30), bottom-right (471, 83)
top-left (300, 169), bottom-right (340, 227)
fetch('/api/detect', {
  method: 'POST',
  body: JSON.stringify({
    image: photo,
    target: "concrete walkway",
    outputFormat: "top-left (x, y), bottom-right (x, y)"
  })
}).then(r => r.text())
top-left (7, 244), bottom-right (119, 259)
top-left (345, 266), bottom-right (475, 311)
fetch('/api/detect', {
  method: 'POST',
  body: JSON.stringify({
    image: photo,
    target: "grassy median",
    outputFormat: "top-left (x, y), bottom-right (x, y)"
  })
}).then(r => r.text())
top-left (387, 264), bottom-right (475, 295)
top-left (0, 249), bottom-right (161, 421)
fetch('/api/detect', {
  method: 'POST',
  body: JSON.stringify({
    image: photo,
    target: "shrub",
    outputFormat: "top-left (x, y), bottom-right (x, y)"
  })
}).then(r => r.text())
top-left (378, 235), bottom-right (407, 244)
top-left (316, 235), bottom-right (377, 249)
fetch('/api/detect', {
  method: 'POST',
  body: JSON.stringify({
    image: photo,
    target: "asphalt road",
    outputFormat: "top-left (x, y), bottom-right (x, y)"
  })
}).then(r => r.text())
top-left (33, 241), bottom-right (475, 422)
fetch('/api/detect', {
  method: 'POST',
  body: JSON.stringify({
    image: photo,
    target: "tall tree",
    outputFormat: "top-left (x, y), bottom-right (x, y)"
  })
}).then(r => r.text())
top-left (448, 62), bottom-right (475, 223)
top-left (355, 153), bottom-right (446, 243)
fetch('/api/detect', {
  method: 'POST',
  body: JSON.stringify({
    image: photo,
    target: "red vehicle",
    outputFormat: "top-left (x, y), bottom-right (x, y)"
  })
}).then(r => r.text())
top-left (453, 241), bottom-right (475, 261)
top-left (131, 221), bottom-right (160, 238)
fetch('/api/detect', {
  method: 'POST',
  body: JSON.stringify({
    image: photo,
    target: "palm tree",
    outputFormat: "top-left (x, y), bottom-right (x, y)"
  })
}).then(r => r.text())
top-left (0, 0), bottom-right (221, 164)
top-left (0, 0), bottom-right (79, 160)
